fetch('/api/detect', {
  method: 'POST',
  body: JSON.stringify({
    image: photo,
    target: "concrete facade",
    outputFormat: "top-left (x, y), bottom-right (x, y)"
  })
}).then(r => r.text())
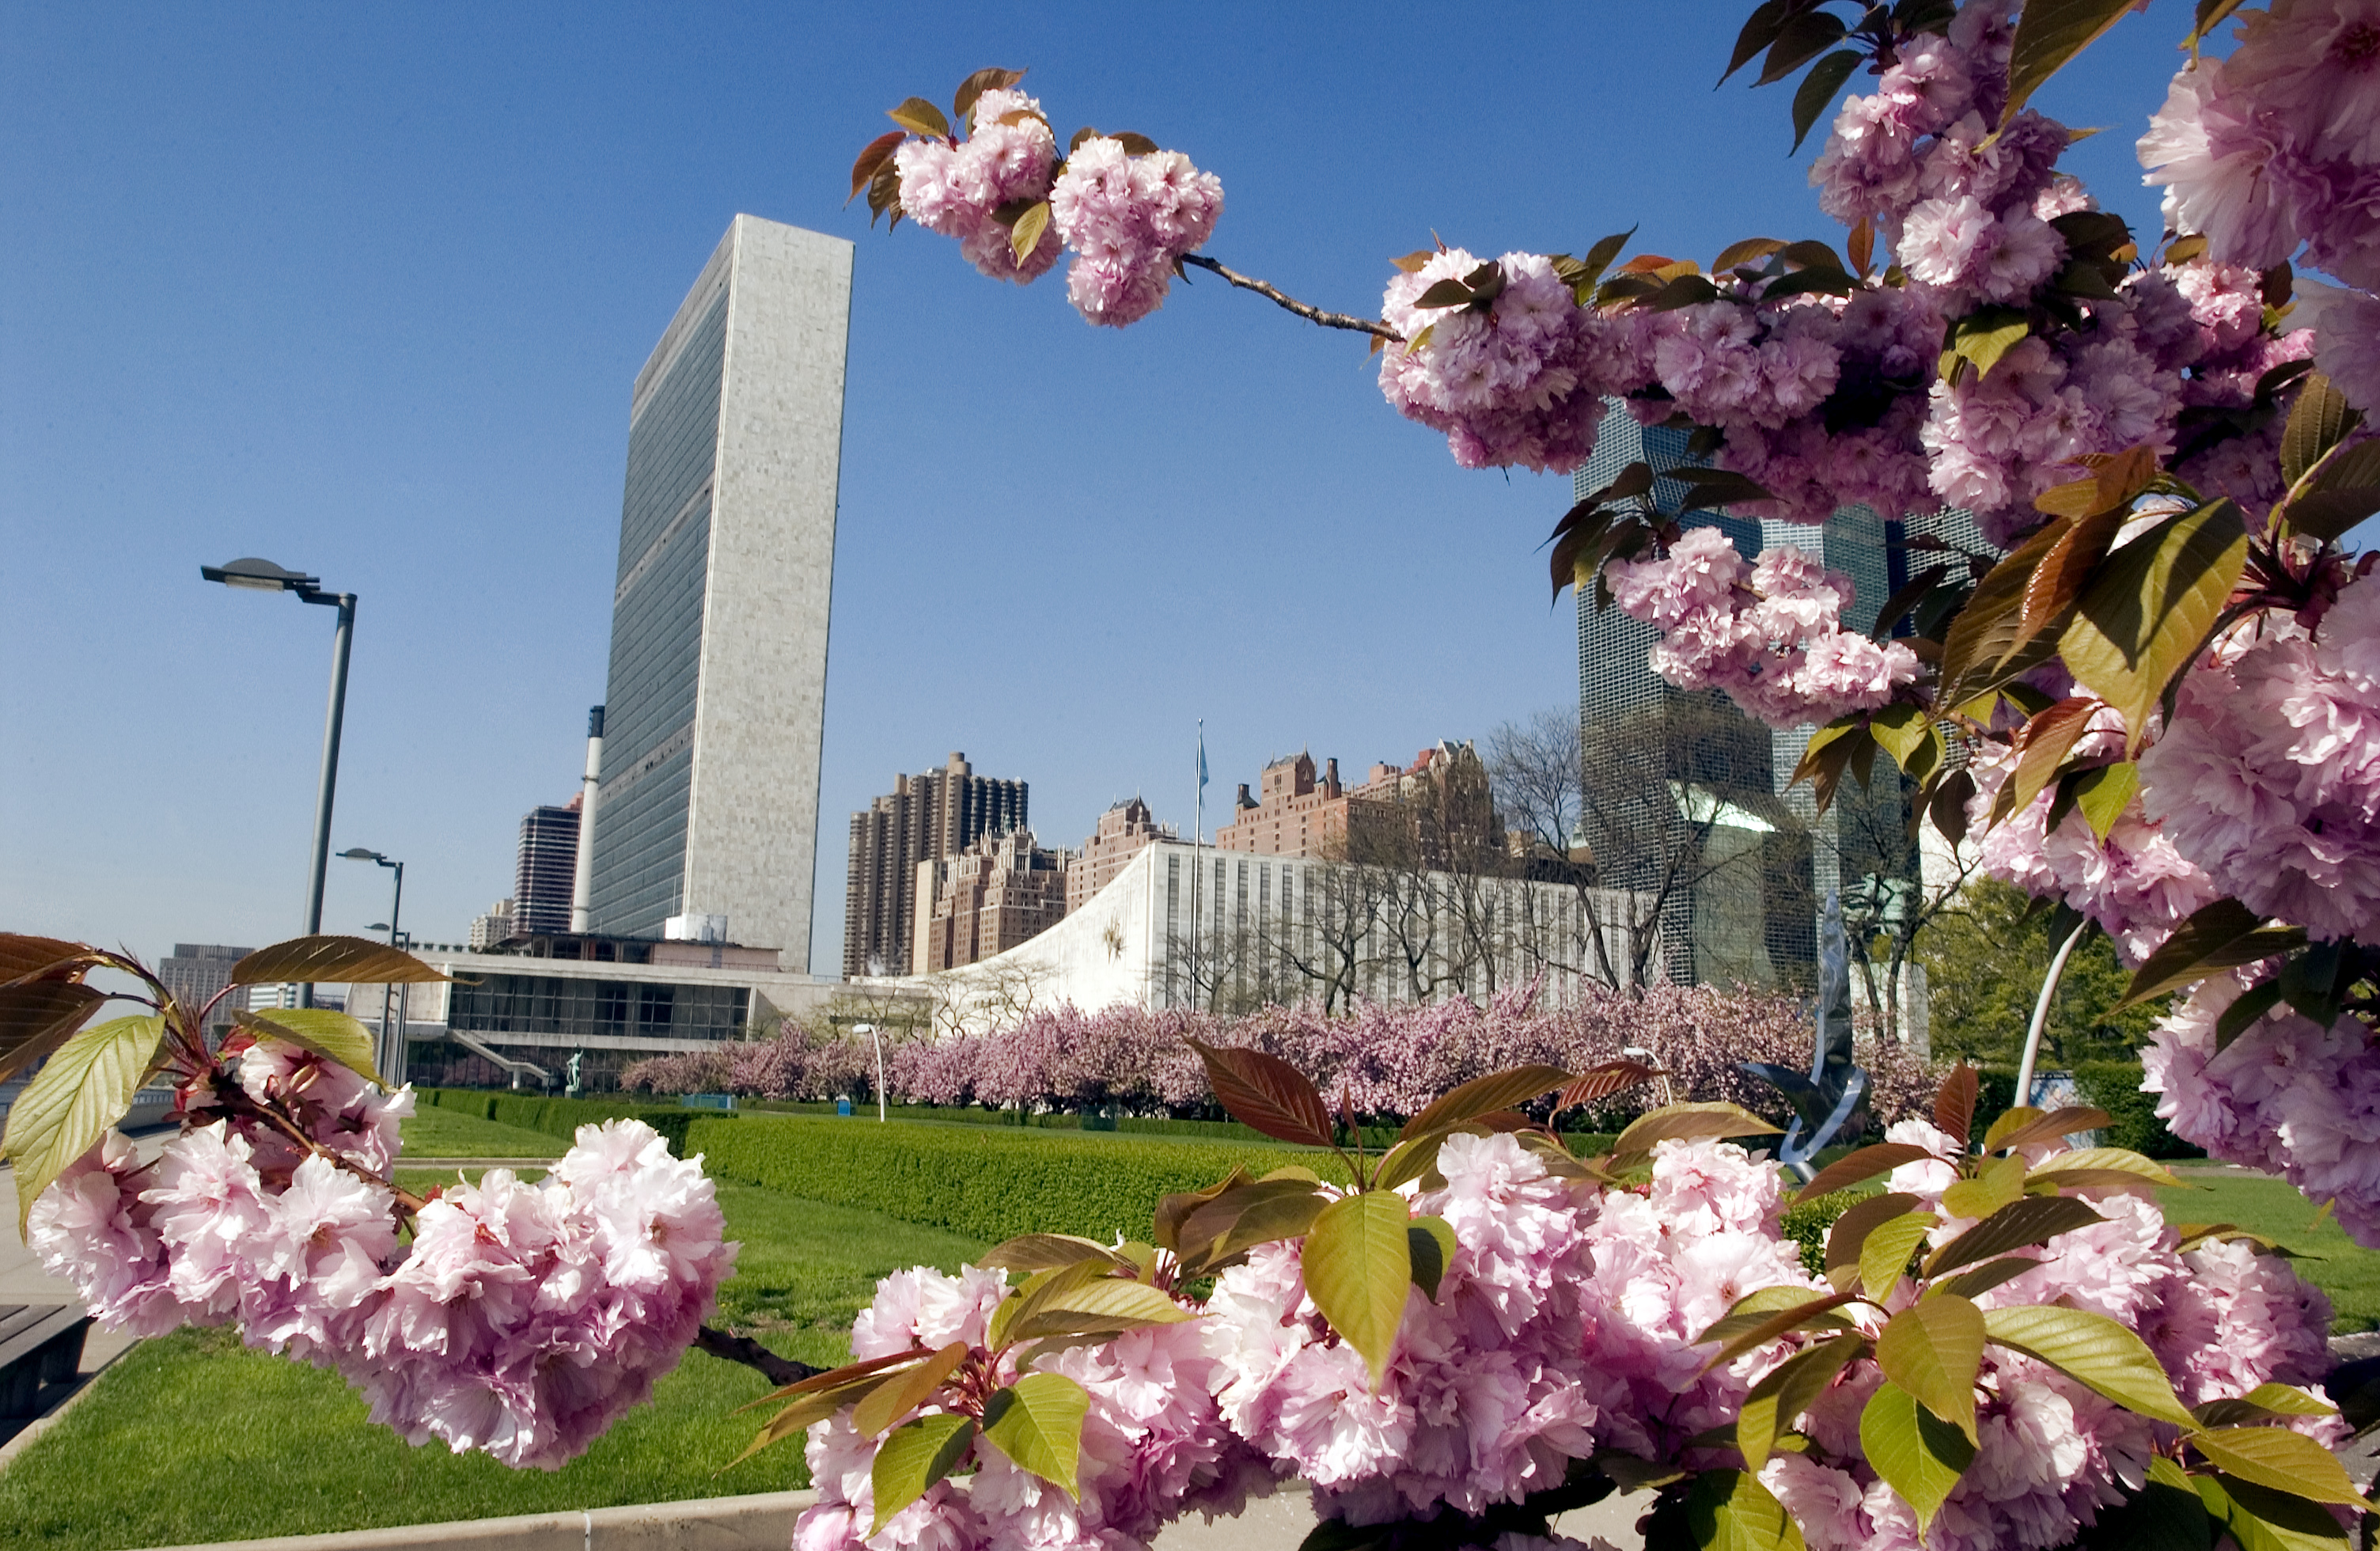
top-left (586, 215), bottom-right (852, 970)
top-left (862, 840), bottom-right (1654, 1033)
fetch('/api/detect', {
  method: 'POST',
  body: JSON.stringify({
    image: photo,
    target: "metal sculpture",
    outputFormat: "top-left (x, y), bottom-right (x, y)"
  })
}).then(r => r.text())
top-left (1741, 889), bottom-right (1870, 1181)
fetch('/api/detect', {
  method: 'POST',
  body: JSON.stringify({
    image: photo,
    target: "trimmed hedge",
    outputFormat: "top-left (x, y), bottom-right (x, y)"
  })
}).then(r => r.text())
top-left (2073, 1062), bottom-right (2200, 1160)
top-left (415, 1087), bottom-right (723, 1155)
top-left (686, 1113), bottom-right (1349, 1245)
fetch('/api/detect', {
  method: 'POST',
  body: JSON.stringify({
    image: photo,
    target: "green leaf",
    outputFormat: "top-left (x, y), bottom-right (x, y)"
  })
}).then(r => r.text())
top-left (1175, 1179), bottom-right (1328, 1272)
top-left (1010, 201), bottom-right (1051, 264)
top-left (1400, 1064), bottom-right (1571, 1140)
top-left (231, 935), bottom-right (449, 987)
top-left (2026, 1147), bottom-right (2182, 1193)
top-left (235, 1007), bottom-right (383, 1086)
top-left (1791, 50), bottom-right (1863, 152)
top-left (2191, 0), bottom-right (2250, 46)
top-left (1983, 1303), bottom-right (2196, 1426)
top-left (2118, 897), bottom-right (2306, 1009)
top-left (1924, 1195), bottom-right (2105, 1278)
top-left (886, 96), bottom-right (952, 140)
top-left (2096, 1454), bottom-right (2216, 1551)
top-left (0, 980), bottom-right (107, 1086)
top-left (1938, 1255), bottom-right (2044, 1301)
top-left (1943, 307), bottom-right (2031, 383)
top-left (2280, 372), bottom-right (2360, 487)
top-left (1860, 1211), bottom-right (1940, 1302)
top-left (1408, 1215), bottom-right (1456, 1302)
top-left (1611, 1102), bottom-right (1781, 1160)
top-left (2002, 0), bottom-right (2139, 125)
top-left (1185, 1038), bottom-right (1334, 1148)
top-left (1755, 8), bottom-right (1850, 85)
top-left (1942, 1155), bottom-right (2027, 1222)
top-left (1301, 1191), bottom-right (1412, 1387)
top-left (871, 1413), bottom-right (975, 1534)
top-left (2199, 1473), bottom-right (2355, 1551)
top-left (989, 1261), bottom-right (1109, 1349)
top-left (2192, 1383), bottom-right (2339, 1429)
top-left (2, 1013), bottom-right (168, 1234)
top-left (980, 1234), bottom-right (1139, 1276)
top-left (1860, 1378), bottom-right (1976, 1535)
top-left (1684, 1467), bottom-right (1810, 1551)
top-left (852, 1343), bottom-right (970, 1439)
top-left (1877, 1295), bottom-right (1987, 1443)
top-left (980, 1371), bottom-right (1090, 1497)
top-left (2071, 762), bottom-right (2139, 842)
top-left (1796, 1144), bottom-right (1935, 1203)
top-left (1700, 1290), bottom-right (1861, 1368)
top-left (1825, 1193), bottom-right (1923, 1281)
top-left (1738, 1337), bottom-right (1866, 1470)
top-left (1006, 1276), bottom-right (1194, 1343)
top-left (1938, 519), bottom-right (2075, 706)
top-left (2063, 501), bottom-right (2251, 757)
top-left (2189, 1426), bottom-right (2363, 1504)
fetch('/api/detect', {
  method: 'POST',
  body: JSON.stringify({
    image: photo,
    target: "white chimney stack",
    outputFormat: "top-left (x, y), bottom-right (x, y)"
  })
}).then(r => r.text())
top-left (570, 705), bottom-right (604, 932)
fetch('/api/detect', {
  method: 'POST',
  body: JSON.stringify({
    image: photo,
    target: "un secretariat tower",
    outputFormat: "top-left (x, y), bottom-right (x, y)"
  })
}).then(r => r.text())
top-left (584, 215), bottom-right (853, 971)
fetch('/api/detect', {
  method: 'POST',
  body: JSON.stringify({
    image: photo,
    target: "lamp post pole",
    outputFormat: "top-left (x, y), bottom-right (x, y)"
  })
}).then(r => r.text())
top-left (347, 850), bottom-right (404, 1083)
top-left (203, 558), bottom-right (358, 1011)
top-left (855, 1023), bottom-right (885, 1122)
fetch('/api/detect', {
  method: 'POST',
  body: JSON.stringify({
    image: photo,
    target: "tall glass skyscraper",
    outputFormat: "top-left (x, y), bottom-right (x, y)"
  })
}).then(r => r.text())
top-left (583, 216), bottom-right (853, 969)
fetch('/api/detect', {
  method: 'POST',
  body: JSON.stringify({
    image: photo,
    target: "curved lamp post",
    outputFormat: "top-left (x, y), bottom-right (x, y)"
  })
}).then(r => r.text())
top-left (202, 557), bottom-right (357, 1010)
top-left (346, 849), bottom-right (404, 1083)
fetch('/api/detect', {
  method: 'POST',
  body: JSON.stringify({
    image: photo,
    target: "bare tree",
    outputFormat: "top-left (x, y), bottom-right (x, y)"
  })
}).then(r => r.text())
top-left (1489, 700), bottom-right (1805, 995)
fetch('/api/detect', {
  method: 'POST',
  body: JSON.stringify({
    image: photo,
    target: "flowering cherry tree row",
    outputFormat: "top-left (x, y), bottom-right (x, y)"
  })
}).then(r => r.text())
top-left (848, 0), bottom-right (2380, 1250)
top-left (620, 982), bottom-right (1946, 1135)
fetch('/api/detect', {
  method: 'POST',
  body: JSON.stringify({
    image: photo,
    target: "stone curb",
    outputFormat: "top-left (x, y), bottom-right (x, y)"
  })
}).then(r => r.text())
top-left (136, 1488), bottom-right (820, 1551)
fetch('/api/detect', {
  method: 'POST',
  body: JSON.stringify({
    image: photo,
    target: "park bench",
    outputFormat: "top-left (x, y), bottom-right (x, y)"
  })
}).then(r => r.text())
top-left (0, 1303), bottom-right (89, 1420)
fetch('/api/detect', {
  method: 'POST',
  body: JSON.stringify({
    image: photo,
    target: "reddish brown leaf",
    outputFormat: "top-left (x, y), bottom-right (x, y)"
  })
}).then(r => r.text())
top-left (2018, 507), bottom-right (2126, 649)
top-left (1185, 1038), bottom-right (1333, 1148)
top-left (1559, 1060), bottom-right (1661, 1112)
top-left (1935, 1064), bottom-right (1980, 1151)
top-left (1400, 1064), bottom-right (1571, 1140)
top-left (848, 131), bottom-right (906, 204)
top-left (2001, 697), bottom-right (2101, 821)
top-left (0, 935), bottom-right (93, 986)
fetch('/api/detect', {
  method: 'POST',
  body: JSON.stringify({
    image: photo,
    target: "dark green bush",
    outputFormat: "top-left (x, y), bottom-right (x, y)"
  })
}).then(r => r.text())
top-left (685, 1113), bottom-right (1349, 1245)
top-left (2073, 1061), bottom-right (2200, 1159)
top-left (416, 1087), bottom-right (723, 1155)
top-left (1779, 1189), bottom-right (1859, 1275)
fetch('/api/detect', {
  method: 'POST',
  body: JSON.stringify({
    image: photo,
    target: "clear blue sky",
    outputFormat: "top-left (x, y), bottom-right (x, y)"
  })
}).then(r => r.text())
top-left (0, 2), bottom-right (2187, 970)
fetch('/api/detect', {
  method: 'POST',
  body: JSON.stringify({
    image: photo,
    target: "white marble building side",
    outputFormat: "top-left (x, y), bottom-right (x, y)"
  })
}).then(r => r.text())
top-left (680, 216), bottom-right (852, 973)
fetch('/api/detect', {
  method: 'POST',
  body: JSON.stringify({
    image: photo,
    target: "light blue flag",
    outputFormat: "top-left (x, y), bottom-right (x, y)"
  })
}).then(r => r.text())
top-left (1197, 726), bottom-right (1207, 791)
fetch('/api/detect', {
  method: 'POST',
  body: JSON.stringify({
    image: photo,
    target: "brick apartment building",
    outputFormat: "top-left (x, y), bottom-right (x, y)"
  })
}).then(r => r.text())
top-left (1066, 797), bottom-right (1176, 914)
top-left (844, 753), bottom-right (1027, 978)
top-left (912, 829), bottom-right (1069, 973)
top-left (1214, 743), bottom-right (1496, 863)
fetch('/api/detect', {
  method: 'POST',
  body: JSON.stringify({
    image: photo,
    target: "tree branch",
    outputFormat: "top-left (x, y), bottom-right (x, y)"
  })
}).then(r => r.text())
top-left (1179, 255), bottom-right (1403, 342)
top-left (696, 1325), bottom-right (824, 1387)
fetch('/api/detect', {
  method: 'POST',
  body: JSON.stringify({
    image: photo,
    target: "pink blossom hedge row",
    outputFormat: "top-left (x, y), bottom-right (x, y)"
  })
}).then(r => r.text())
top-left (620, 981), bottom-right (1944, 1132)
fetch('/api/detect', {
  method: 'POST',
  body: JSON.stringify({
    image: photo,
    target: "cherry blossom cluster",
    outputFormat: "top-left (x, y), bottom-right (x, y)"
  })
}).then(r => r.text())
top-left (26, 1041), bottom-right (734, 1471)
top-left (796, 1128), bottom-right (2342, 1551)
top-left (893, 89), bottom-right (1063, 283)
top-left (623, 981), bottom-right (1945, 1133)
top-left (2139, 569), bottom-right (2380, 942)
top-left (1603, 527), bottom-right (1923, 726)
top-left (1751, 1117), bottom-right (2343, 1551)
top-left (796, 1265), bottom-right (1268, 1551)
top-left (2144, 969), bottom-right (2380, 1245)
top-left (889, 87), bottom-right (1219, 327)
top-left (1961, 723), bottom-right (2220, 965)
top-left (2138, 0), bottom-right (2380, 414)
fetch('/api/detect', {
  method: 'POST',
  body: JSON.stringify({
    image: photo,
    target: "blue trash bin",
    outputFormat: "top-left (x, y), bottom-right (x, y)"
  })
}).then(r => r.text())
top-left (836, 1097), bottom-right (852, 1117)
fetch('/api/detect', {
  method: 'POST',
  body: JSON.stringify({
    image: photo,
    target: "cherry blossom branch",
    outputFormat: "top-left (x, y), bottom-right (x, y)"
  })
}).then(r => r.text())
top-left (1178, 255), bottom-right (1402, 342)
top-left (695, 1325), bottom-right (822, 1386)
top-left (207, 1074), bottom-right (428, 1214)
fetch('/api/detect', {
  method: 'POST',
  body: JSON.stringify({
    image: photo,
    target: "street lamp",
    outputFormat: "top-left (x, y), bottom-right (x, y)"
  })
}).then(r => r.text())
top-left (854, 1023), bottom-right (885, 1122)
top-left (345, 848), bottom-right (404, 1083)
top-left (203, 556), bottom-right (358, 1009)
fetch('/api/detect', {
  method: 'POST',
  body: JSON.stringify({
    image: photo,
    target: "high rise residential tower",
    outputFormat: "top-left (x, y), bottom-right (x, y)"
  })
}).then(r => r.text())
top-left (843, 753), bottom-right (1028, 978)
top-left (513, 800), bottom-right (582, 938)
top-left (583, 215), bottom-right (853, 968)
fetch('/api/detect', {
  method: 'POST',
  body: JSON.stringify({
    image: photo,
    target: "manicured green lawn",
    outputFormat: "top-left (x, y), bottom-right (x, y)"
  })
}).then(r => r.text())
top-left (396, 1105), bottom-right (570, 1159)
top-left (2157, 1171), bottom-right (2380, 1333)
top-left (0, 1185), bottom-right (987, 1551)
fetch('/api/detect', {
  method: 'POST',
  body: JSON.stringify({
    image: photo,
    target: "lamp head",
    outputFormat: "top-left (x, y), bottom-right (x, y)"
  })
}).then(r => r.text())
top-left (202, 557), bottom-right (320, 593)
top-left (340, 848), bottom-right (386, 863)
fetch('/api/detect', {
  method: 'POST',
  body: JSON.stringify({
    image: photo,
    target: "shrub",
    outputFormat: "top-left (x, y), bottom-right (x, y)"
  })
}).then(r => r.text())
top-left (2074, 1061), bottom-right (2202, 1161)
top-left (684, 1113), bottom-right (1343, 1245)
top-left (415, 1088), bottom-right (723, 1156)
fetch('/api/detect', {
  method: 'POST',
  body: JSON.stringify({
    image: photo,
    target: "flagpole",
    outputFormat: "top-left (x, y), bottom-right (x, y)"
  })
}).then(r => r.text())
top-left (1192, 721), bottom-right (1204, 1012)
